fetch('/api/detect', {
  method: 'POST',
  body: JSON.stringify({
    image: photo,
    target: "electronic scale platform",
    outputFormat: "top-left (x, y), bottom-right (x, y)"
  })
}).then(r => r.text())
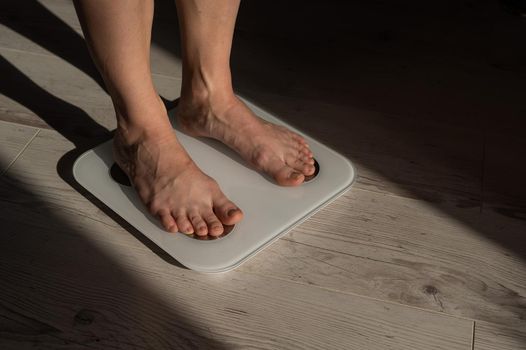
top-left (73, 97), bottom-right (356, 273)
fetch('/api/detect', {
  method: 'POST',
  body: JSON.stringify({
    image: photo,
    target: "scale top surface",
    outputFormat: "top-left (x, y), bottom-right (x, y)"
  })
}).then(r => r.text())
top-left (73, 98), bottom-right (356, 273)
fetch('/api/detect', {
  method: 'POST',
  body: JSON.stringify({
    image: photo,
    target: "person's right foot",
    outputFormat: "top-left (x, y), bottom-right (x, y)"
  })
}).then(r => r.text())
top-left (112, 107), bottom-right (243, 236)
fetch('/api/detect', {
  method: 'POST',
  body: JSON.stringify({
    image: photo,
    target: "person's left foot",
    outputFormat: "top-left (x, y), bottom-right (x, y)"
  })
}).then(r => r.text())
top-left (175, 94), bottom-right (316, 186)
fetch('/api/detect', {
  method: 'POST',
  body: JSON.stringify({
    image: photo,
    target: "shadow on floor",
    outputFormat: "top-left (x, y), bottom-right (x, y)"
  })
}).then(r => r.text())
top-left (0, 2), bottom-right (224, 348)
top-left (0, 0), bottom-right (525, 345)
top-left (0, 163), bottom-right (227, 348)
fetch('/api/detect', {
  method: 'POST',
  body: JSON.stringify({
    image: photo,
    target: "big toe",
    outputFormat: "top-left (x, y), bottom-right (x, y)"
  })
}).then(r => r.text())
top-left (275, 165), bottom-right (305, 186)
top-left (260, 154), bottom-right (302, 186)
top-left (214, 197), bottom-right (243, 226)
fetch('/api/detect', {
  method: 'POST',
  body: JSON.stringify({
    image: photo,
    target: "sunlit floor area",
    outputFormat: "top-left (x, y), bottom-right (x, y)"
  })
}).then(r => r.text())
top-left (1, 1), bottom-right (525, 349)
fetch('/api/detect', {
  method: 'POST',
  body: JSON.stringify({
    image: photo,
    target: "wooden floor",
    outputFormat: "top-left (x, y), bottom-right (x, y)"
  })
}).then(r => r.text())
top-left (1, 1), bottom-right (525, 349)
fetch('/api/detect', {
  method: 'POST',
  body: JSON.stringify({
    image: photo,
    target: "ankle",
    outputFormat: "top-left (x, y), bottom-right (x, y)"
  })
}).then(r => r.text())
top-left (114, 95), bottom-right (171, 143)
top-left (180, 67), bottom-right (237, 114)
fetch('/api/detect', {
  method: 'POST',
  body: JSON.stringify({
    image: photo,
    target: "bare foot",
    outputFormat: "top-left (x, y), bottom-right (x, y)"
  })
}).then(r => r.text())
top-left (113, 103), bottom-right (243, 236)
top-left (175, 94), bottom-right (316, 186)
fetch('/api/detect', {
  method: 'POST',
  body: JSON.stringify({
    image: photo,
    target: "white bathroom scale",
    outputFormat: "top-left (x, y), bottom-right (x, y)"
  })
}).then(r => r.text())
top-left (73, 97), bottom-right (356, 273)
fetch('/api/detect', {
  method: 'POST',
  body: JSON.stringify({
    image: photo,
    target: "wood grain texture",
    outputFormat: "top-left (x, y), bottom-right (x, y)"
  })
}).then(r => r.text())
top-left (474, 321), bottom-right (526, 350)
top-left (0, 47), bottom-right (181, 133)
top-left (6, 126), bottom-right (526, 329)
top-left (241, 193), bottom-right (526, 326)
top-left (0, 129), bottom-right (474, 350)
top-left (2, 0), bottom-right (525, 348)
top-left (0, 120), bottom-right (38, 174)
top-left (0, 254), bottom-right (474, 350)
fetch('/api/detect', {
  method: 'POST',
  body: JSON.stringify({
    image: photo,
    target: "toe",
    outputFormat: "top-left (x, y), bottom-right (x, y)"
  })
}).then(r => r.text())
top-left (189, 211), bottom-right (208, 236)
top-left (290, 132), bottom-right (307, 144)
top-left (291, 159), bottom-right (316, 176)
top-left (303, 163), bottom-right (316, 175)
top-left (287, 154), bottom-right (316, 176)
top-left (159, 212), bottom-right (178, 233)
top-left (301, 147), bottom-right (313, 158)
top-left (277, 165), bottom-right (305, 186)
top-left (203, 211), bottom-right (224, 236)
top-left (213, 198), bottom-right (243, 226)
top-left (174, 213), bottom-right (194, 234)
top-left (296, 137), bottom-right (310, 150)
top-left (301, 155), bottom-right (315, 164)
top-left (265, 155), bottom-right (305, 186)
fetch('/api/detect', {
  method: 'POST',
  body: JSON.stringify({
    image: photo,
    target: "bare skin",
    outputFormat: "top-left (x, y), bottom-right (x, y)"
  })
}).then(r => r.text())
top-left (74, 0), bottom-right (315, 236)
top-left (112, 97), bottom-right (242, 236)
top-left (176, 95), bottom-right (316, 186)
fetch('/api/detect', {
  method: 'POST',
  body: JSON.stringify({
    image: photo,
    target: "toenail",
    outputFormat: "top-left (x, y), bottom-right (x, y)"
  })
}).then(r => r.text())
top-left (227, 208), bottom-right (238, 216)
top-left (212, 226), bottom-right (223, 234)
top-left (290, 172), bottom-right (302, 180)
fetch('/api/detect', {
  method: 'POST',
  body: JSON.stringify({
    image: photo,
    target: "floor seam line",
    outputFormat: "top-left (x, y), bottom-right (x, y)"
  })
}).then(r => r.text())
top-left (1, 128), bottom-right (40, 176)
top-left (471, 320), bottom-right (476, 350)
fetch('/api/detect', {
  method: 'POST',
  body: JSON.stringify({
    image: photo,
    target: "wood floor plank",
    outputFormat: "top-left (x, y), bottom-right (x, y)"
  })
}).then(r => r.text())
top-left (0, 251), bottom-right (474, 350)
top-left (1, 1), bottom-right (524, 343)
top-left (0, 120), bottom-right (38, 174)
top-left (5, 126), bottom-right (525, 330)
top-left (0, 133), bottom-right (474, 350)
top-left (474, 321), bottom-right (526, 350)
top-left (1, 47), bottom-right (181, 132)
top-left (240, 189), bottom-right (526, 326)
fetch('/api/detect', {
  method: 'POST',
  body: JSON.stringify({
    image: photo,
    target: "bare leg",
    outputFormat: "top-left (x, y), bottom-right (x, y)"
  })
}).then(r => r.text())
top-left (73, 0), bottom-right (243, 236)
top-left (175, 0), bottom-right (316, 186)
